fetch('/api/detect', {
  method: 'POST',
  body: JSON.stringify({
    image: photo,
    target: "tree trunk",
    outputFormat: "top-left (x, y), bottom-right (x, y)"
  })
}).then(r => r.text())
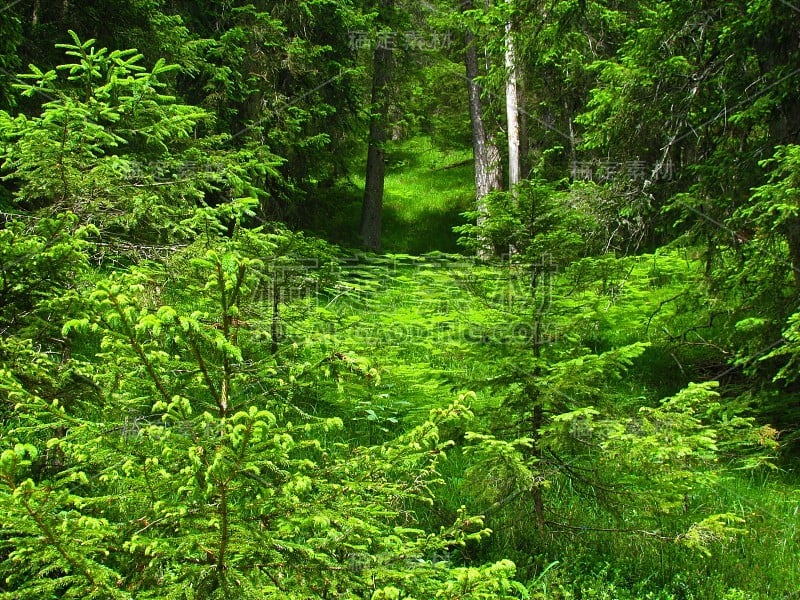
top-left (505, 3), bottom-right (521, 192)
top-left (360, 0), bottom-right (394, 253)
top-left (505, 1), bottom-right (521, 259)
top-left (464, 0), bottom-right (503, 258)
top-left (518, 66), bottom-right (529, 179)
top-left (531, 400), bottom-right (545, 528)
top-left (531, 276), bottom-right (546, 529)
top-left (504, 18), bottom-right (521, 190)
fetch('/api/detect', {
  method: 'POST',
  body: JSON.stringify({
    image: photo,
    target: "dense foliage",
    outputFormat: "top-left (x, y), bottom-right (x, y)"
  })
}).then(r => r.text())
top-left (1, 1), bottom-right (799, 598)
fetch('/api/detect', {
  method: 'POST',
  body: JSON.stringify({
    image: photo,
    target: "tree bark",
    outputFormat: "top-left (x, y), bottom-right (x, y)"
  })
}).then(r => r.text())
top-left (505, 2), bottom-right (521, 192)
top-left (360, 0), bottom-right (394, 253)
top-left (504, 0), bottom-right (522, 259)
top-left (464, 0), bottom-right (503, 258)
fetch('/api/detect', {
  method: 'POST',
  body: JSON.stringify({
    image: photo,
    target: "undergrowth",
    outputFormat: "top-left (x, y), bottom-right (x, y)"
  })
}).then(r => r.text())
top-left (293, 250), bottom-right (799, 599)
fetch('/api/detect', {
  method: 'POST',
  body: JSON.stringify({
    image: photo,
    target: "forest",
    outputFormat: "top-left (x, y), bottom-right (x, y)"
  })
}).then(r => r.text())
top-left (0, 0), bottom-right (799, 598)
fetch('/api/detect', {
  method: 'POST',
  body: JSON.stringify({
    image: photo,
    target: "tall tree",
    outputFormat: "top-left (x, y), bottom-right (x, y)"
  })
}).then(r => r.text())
top-left (463, 0), bottom-right (503, 257)
top-left (504, 0), bottom-right (522, 192)
top-left (360, 0), bottom-right (396, 252)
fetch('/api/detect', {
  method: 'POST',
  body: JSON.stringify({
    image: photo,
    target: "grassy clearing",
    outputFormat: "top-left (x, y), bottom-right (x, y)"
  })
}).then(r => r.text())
top-left (310, 136), bottom-right (475, 254)
top-left (382, 136), bottom-right (474, 253)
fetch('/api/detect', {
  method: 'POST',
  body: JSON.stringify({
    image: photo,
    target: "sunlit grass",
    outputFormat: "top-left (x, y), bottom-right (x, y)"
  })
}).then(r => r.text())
top-left (382, 136), bottom-right (474, 254)
top-left (311, 135), bottom-right (474, 254)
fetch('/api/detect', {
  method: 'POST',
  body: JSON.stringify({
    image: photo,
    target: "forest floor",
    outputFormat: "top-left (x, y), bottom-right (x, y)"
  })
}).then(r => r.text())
top-left (301, 137), bottom-right (800, 598)
top-left (306, 251), bottom-right (800, 599)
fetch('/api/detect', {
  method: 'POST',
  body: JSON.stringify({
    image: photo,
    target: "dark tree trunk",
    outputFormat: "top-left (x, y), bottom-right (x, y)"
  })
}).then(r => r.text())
top-left (360, 0), bottom-right (394, 253)
top-left (464, 0), bottom-right (503, 258)
top-left (531, 400), bottom-right (545, 527)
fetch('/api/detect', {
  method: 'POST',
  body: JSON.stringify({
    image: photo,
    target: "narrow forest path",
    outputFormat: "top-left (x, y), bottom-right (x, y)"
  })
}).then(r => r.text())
top-left (293, 253), bottom-right (487, 432)
top-left (314, 136), bottom-right (475, 254)
top-left (381, 137), bottom-right (475, 254)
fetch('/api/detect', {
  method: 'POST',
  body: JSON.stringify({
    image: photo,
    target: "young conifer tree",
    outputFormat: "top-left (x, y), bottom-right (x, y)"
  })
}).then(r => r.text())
top-left (0, 36), bottom-right (527, 600)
